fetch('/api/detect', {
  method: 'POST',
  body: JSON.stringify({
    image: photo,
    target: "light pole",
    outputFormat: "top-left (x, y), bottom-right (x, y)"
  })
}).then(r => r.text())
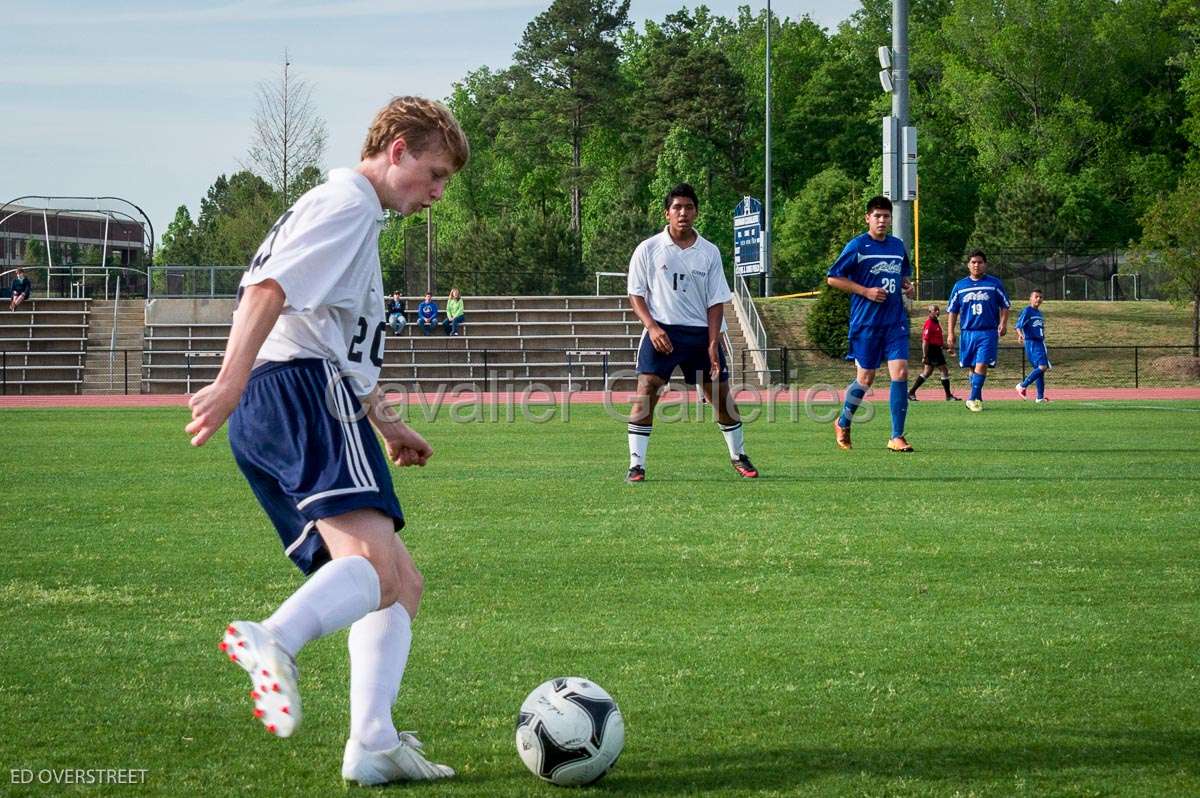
top-left (879, 0), bottom-right (916, 256)
top-left (763, 0), bottom-right (773, 298)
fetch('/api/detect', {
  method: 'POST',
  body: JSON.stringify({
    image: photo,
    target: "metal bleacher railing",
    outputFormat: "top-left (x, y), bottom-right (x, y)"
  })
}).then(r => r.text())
top-left (171, 348), bottom-right (631, 395)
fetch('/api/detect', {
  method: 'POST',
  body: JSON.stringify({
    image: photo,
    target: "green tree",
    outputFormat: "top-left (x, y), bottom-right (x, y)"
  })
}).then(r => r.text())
top-left (157, 205), bottom-right (201, 265)
top-left (514, 0), bottom-right (631, 249)
top-left (194, 171), bottom-right (278, 266)
top-left (774, 167), bottom-right (864, 291)
top-left (1131, 167), bottom-right (1200, 354)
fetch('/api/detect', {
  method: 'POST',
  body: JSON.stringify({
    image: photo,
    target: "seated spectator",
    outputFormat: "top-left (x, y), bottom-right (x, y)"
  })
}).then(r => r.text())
top-left (417, 292), bottom-right (438, 335)
top-left (9, 268), bottom-right (31, 311)
top-left (386, 291), bottom-right (407, 334)
top-left (443, 287), bottom-right (465, 336)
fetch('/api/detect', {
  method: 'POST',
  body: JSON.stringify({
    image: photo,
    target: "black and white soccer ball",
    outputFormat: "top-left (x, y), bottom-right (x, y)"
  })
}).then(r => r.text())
top-left (515, 677), bottom-right (624, 786)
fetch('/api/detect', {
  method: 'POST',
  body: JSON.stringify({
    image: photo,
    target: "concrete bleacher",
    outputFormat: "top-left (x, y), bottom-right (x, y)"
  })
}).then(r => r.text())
top-left (0, 298), bottom-right (90, 394)
top-left (142, 295), bottom-right (749, 393)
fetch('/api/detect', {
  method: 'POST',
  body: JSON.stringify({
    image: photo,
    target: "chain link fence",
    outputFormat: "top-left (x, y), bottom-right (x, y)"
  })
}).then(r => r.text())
top-left (743, 346), bottom-right (1200, 389)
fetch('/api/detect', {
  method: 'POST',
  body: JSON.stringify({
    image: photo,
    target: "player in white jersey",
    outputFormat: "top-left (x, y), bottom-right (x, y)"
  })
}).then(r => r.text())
top-left (625, 183), bottom-right (759, 482)
top-left (186, 96), bottom-right (468, 786)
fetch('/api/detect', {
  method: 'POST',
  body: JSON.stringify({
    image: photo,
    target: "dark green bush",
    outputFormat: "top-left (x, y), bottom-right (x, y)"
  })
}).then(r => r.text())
top-left (806, 283), bottom-right (851, 358)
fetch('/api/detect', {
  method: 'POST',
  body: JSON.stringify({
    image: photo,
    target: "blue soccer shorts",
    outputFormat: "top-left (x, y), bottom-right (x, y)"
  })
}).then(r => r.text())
top-left (847, 322), bottom-right (909, 370)
top-left (228, 358), bottom-right (404, 575)
top-left (636, 323), bottom-right (728, 384)
top-left (958, 330), bottom-right (999, 368)
top-left (1025, 339), bottom-right (1052, 369)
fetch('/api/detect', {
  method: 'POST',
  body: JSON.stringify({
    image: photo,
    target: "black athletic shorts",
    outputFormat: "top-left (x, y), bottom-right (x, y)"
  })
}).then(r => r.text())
top-left (923, 345), bottom-right (947, 368)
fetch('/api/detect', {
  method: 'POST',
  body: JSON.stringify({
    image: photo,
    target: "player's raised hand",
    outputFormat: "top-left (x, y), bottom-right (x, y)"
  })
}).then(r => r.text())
top-left (185, 380), bottom-right (243, 447)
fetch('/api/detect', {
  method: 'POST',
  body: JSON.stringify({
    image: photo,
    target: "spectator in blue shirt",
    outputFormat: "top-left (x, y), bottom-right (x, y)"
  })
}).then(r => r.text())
top-left (417, 293), bottom-right (438, 335)
top-left (9, 268), bottom-right (32, 311)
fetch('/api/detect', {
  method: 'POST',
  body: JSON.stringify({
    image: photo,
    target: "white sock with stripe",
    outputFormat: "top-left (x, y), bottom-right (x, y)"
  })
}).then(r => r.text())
top-left (719, 421), bottom-right (745, 458)
top-left (628, 423), bottom-right (652, 468)
top-left (348, 602), bottom-right (412, 751)
top-left (263, 555), bottom-right (381, 659)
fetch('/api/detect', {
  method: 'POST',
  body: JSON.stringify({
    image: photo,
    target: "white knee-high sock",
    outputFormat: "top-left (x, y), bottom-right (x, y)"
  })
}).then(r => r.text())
top-left (262, 555), bottom-right (381, 659)
top-left (628, 423), bottom-right (652, 468)
top-left (719, 421), bottom-right (745, 458)
top-left (348, 603), bottom-right (413, 751)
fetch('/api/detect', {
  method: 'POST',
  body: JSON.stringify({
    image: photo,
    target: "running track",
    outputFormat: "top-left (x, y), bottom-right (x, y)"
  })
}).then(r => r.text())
top-left (2, 386), bottom-right (1198, 409)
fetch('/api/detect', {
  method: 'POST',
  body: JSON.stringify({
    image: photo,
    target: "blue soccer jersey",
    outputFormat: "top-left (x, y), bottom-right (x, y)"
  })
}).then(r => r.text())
top-left (947, 275), bottom-right (1010, 331)
top-left (1016, 306), bottom-right (1045, 341)
top-left (827, 233), bottom-right (911, 330)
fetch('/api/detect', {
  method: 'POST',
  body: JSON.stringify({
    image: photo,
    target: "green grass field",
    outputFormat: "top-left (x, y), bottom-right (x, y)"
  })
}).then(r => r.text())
top-left (2, 401), bottom-right (1199, 797)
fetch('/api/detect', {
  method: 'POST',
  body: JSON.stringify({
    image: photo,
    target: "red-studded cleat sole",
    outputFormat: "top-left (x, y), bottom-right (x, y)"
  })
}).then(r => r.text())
top-left (220, 621), bottom-right (302, 738)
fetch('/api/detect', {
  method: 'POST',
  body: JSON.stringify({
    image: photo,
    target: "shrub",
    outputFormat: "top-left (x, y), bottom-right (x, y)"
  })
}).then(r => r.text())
top-left (806, 283), bottom-right (850, 358)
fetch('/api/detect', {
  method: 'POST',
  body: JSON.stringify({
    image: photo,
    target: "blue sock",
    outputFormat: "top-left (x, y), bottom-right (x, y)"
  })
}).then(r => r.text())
top-left (1035, 372), bottom-right (1045, 399)
top-left (1020, 370), bottom-right (1039, 388)
top-left (969, 372), bottom-right (986, 401)
top-left (890, 380), bottom-right (909, 439)
top-left (838, 381), bottom-right (867, 428)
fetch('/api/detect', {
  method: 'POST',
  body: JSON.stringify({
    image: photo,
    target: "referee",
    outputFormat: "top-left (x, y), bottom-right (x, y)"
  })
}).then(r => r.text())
top-left (908, 304), bottom-right (960, 401)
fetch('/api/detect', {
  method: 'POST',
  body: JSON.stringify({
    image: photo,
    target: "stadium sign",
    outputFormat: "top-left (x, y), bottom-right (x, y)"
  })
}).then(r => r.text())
top-left (733, 196), bottom-right (765, 277)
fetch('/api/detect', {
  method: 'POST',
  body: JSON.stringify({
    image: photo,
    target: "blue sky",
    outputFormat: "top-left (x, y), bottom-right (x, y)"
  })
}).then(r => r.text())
top-left (3, 1), bottom-right (858, 239)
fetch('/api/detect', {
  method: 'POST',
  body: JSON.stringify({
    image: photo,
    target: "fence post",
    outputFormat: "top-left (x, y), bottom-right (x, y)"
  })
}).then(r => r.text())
top-left (2, 350), bottom-right (5, 395)
top-left (482, 349), bottom-right (489, 388)
top-left (124, 349), bottom-right (129, 395)
top-left (781, 346), bottom-right (789, 386)
top-left (1135, 346), bottom-right (1139, 389)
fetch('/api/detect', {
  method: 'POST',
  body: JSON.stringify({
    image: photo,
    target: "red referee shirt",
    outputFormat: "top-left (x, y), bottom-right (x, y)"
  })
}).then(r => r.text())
top-left (922, 317), bottom-right (944, 347)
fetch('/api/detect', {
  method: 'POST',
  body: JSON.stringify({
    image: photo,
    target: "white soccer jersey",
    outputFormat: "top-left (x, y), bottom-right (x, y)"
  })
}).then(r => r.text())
top-left (627, 227), bottom-right (732, 328)
top-left (240, 168), bottom-right (388, 397)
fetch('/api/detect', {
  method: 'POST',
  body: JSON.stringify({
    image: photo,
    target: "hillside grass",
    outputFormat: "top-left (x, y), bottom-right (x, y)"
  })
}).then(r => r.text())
top-left (755, 299), bottom-right (1198, 388)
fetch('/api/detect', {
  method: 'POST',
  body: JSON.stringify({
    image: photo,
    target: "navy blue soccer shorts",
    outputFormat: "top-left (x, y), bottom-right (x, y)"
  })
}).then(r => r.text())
top-left (228, 358), bottom-right (404, 575)
top-left (636, 323), bottom-right (728, 384)
top-left (1025, 339), bottom-right (1051, 369)
top-left (958, 330), bottom-right (999, 368)
top-left (847, 322), bottom-right (909, 370)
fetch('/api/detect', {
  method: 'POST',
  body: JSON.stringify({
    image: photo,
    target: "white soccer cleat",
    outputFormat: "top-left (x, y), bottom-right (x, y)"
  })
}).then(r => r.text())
top-left (220, 621), bottom-right (302, 738)
top-left (1015, 383), bottom-right (1028, 399)
top-left (1035, 397), bottom-right (1051, 404)
top-left (965, 399), bottom-right (984, 412)
top-left (342, 733), bottom-right (456, 785)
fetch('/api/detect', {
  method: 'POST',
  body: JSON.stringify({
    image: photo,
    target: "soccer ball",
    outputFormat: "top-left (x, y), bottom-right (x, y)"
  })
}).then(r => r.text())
top-left (515, 677), bottom-right (624, 786)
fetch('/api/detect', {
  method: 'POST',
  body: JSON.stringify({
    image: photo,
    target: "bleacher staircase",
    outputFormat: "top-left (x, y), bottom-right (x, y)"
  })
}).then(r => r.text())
top-left (83, 300), bottom-right (145, 394)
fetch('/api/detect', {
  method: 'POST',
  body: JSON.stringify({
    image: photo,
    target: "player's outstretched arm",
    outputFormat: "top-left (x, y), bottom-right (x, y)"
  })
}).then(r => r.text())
top-left (828, 276), bottom-right (886, 303)
top-left (185, 280), bottom-right (285, 447)
top-left (998, 307), bottom-right (1010, 337)
top-left (363, 388), bottom-right (433, 467)
top-left (945, 311), bottom-right (958, 349)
